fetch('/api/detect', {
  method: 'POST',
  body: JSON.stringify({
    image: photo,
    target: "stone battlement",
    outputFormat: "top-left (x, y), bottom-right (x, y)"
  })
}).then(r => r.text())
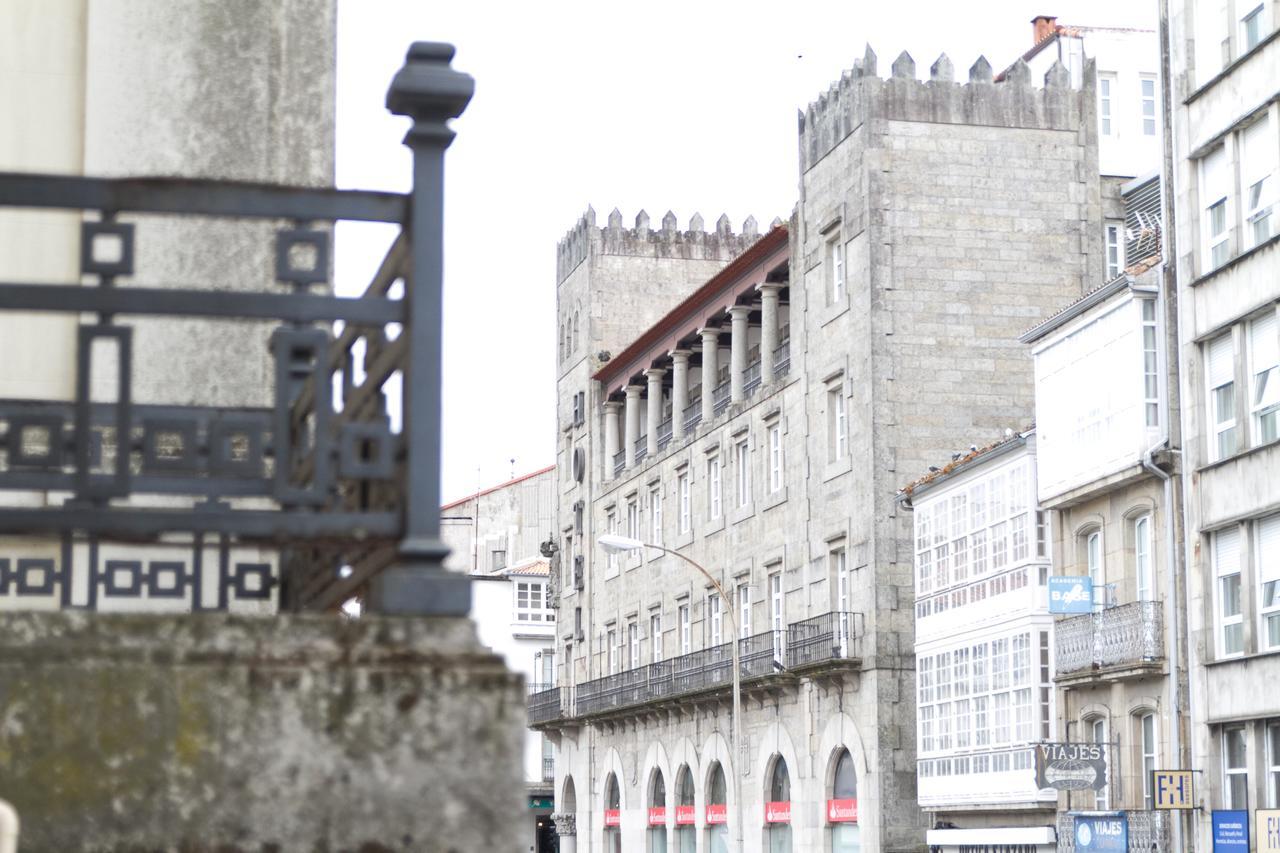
top-left (556, 207), bottom-right (781, 283)
top-left (800, 45), bottom-right (1095, 172)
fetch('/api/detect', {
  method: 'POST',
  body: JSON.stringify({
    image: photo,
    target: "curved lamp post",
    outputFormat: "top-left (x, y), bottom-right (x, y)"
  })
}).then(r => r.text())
top-left (596, 533), bottom-right (744, 853)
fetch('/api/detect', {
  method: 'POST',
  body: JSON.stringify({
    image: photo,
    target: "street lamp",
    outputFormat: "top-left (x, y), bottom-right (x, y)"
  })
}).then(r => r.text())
top-left (596, 534), bottom-right (744, 853)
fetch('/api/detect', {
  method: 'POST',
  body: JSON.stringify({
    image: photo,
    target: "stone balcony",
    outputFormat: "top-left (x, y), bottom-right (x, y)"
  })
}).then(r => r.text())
top-left (1055, 601), bottom-right (1163, 684)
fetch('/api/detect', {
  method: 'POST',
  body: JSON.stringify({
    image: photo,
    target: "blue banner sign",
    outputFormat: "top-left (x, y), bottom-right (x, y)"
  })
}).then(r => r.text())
top-left (1213, 810), bottom-right (1250, 851)
top-left (1074, 814), bottom-right (1128, 851)
top-left (1049, 576), bottom-right (1094, 613)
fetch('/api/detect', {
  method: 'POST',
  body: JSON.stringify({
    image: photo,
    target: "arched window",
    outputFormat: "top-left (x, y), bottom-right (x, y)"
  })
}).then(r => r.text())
top-left (765, 756), bottom-right (792, 852)
top-left (562, 775), bottom-right (577, 813)
top-left (705, 761), bottom-right (728, 853)
top-left (828, 748), bottom-right (860, 852)
top-left (1088, 716), bottom-right (1110, 809)
top-left (649, 768), bottom-right (668, 853)
top-left (604, 772), bottom-right (621, 853)
top-left (674, 765), bottom-right (696, 853)
top-left (1137, 711), bottom-right (1157, 809)
top-left (1134, 514), bottom-right (1153, 602)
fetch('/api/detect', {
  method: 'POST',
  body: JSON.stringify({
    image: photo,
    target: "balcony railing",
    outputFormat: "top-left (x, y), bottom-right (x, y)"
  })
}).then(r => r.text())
top-left (774, 340), bottom-right (791, 377)
top-left (656, 418), bottom-right (673, 450)
top-left (576, 661), bottom-right (669, 716)
top-left (634, 434), bottom-right (648, 463)
top-left (527, 686), bottom-right (565, 726)
top-left (613, 450), bottom-right (624, 476)
top-left (786, 611), bottom-right (864, 669)
top-left (712, 380), bottom-right (731, 415)
top-left (743, 359), bottom-right (762, 397)
top-left (1056, 601), bottom-right (1162, 677)
top-left (1055, 811), bottom-right (1169, 852)
top-left (683, 398), bottom-right (702, 432)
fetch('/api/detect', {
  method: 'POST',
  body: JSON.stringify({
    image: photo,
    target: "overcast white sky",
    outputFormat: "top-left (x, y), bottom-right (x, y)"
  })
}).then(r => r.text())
top-left (334, 0), bottom-right (1157, 504)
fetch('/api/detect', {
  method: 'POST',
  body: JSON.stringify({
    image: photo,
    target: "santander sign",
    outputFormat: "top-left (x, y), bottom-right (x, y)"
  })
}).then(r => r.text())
top-left (827, 798), bottom-right (858, 823)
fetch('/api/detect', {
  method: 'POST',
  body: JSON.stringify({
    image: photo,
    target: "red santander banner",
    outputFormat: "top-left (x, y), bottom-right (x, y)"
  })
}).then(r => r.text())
top-left (706, 803), bottom-right (727, 825)
top-left (604, 808), bottom-right (620, 827)
top-left (765, 800), bottom-right (792, 823)
top-left (675, 805), bottom-right (696, 825)
top-left (827, 798), bottom-right (858, 823)
top-left (648, 807), bottom-right (666, 826)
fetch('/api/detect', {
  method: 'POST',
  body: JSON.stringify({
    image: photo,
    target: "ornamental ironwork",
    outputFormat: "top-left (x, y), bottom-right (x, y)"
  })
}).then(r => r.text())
top-left (0, 43), bottom-right (472, 616)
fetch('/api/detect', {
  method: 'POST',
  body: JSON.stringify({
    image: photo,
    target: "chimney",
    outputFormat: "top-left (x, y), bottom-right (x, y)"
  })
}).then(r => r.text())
top-left (1032, 15), bottom-right (1058, 45)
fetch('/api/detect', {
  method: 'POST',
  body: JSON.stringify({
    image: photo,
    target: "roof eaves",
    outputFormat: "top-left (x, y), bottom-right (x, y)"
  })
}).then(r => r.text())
top-left (898, 428), bottom-right (1033, 503)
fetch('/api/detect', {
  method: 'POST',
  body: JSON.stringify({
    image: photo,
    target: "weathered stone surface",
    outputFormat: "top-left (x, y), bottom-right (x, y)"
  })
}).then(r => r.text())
top-left (0, 612), bottom-right (524, 852)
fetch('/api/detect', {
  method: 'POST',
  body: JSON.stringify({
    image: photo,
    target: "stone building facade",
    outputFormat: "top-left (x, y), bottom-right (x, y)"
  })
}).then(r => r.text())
top-left (1166, 0), bottom-right (1280, 845)
top-left (534, 47), bottom-right (1104, 853)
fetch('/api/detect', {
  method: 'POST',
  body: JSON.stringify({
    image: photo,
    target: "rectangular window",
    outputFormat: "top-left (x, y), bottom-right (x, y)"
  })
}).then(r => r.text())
top-left (1259, 514), bottom-right (1280, 650)
top-left (514, 581), bottom-right (548, 622)
top-left (1093, 719), bottom-right (1110, 809)
top-left (1136, 514), bottom-right (1154, 602)
top-left (1243, 115), bottom-right (1276, 247)
top-left (770, 573), bottom-right (783, 658)
top-left (1250, 312), bottom-right (1279, 444)
top-left (1106, 222), bottom-right (1123, 279)
top-left (708, 594), bottom-right (722, 645)
top-left (629, 621), bottom-right (640, 669)
top-left (678, 472), bottom-right (692, 533)
top-left (1216, 525), bottom-right (1244, 656)
top-left (832, 547), bottom-right (848, 611)
top-left (736, 439), bottom-right (750, 507)
top-left (708, 457), bottom-right (722, 520)
top-left (768, 424), bottom-right (783, 493)
top-left (828, 234), bottom-right (845, 304)
top-left (607, 512), bottom-right (619, 572)
top-left (734, 582), bottom-right (750, 639)
top-left (1242, 3), bottom-right (1266, 51)
top-left (679, 603), bottom-right (691, 655)
top-left (608, 628), bottom-right (618, 674)
top-left (1099, 74), bottom-right (1114, 136)
top-left (1143, 299), bottom-right (1161, 427)
top-left (1268, 719), bottom-right (1280, 808)
top-left (1203, 146), bottom-right (1232, 269)
top-left (1209, 333), bottom-right (1239, 460)
top-left (1087, 530), bottom-right (1105, 609)
top-left (828, 386), bottom-right (848, 461)
top-left (1140, 76), bottom-right (1157, 136)
top-left (1011, 513), bottom-right (1029, 563)
top-left (627, 499), bottom-right (640, 542)
top-left (1224, 724), bottom-right (1249, 808)
top-left (650, 485), bottom-right (663, 545)
top-left (1142, 713), bottom-right (1158, 809)
top-left (651, 613), bottom-right (663, 663)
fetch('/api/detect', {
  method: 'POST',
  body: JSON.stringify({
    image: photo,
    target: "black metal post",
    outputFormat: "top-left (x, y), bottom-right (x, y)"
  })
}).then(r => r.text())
top-left (369, 42), bottom-right (473, 615)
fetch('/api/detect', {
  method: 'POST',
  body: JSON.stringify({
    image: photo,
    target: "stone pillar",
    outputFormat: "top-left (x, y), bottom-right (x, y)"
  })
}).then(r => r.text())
top-left (603, 401), bottom-right (621, 479)
top-left (670, 350), bottom-right (691, 440)
top-left (645, 368), bottom-right (664, 456)
top-left (729, 305), bottom-right (751, 404)
top-left (553, 813), bottom-right (577, 853)
top-left (700, 327), bottom-right (719, 423)
top-left (624, 384), bottom-right (642, 468)
top-left (759, 285), bottom-right (780, 386)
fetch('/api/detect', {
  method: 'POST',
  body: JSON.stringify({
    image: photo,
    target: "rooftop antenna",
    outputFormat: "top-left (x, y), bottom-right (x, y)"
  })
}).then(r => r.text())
top-left (510, 457), bottom-right (516, 480)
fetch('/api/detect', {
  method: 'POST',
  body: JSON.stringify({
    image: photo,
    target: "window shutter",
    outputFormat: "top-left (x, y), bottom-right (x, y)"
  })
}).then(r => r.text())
top-left (1203, 144), bottom-right (1229, 206)
top-left (1207, 334), bottom-right (1235, 388)
top-left (1259, 514), bottom-right (1280, 583)
top-left (1250, 312), bottom-right (1278, 372)
top-left (1214, 526), bottom-right (1241, 577)
top-left (1242, 115), bottom-right (1276, 190)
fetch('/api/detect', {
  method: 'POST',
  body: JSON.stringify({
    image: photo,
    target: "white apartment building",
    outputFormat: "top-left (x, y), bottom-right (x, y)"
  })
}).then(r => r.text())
top-left (900, 433), bottom-right (1057, 853)
top-left (1167, 0), bottom-right (1280, 846)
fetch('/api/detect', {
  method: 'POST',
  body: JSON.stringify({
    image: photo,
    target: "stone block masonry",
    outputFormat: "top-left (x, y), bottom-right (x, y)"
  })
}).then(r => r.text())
top-left (0, 613), bottom-right (524, 852)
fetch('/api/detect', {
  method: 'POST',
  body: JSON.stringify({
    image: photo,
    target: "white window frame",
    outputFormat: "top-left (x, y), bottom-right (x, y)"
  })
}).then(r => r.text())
top-left (768, 423), bottom-right (783, 493)
top-left (1135, 514), bottom-right (1154, 602)
top-left (1099, 73), bottom-right (1115, 136)
top-left (627, 499), bottom-right (640, 543)
top-left (1106, 221), bottom-right (1124, 279)
top-left (832, 546), bottom-right (849, 611)
top-left (1087, 529), bottom-right (1105, 610)
top-left (1143, 298), bottom-right (1160, 428)
top-left (1258, 514), bottom-right (1280, 651)
top-left (1241, 2), bottom-right (1267, 51)
top-left (607, 511), bottom-right (619, 572)
top-left (1249, 312), bottom-right (1279, 444)
top-left (736, 439), bottom-right (750, 508)
top-left (1208, 333), bottom-right (1239, 461)
top-left (629, 621), bottom-right (640, 670)
top-left (1267, 719), bottom-right (1280, 808)
top-left (737, 582), bottom-right (751, 639)
top-left (678, 471), bottom-right (691, 533)
top-left (1092, 717), bottom-right (1110, 809)
top-left (708, 594), bottom-right (723, 646)
top-left (1243, 115), bottom-right (1275, 248)
top-left (828, 385), bottom-right (848, 461)
top-left (1140, 712), bottom-right (1158, 809)
top-left (608, 628), bottom-right (618, 674)
top-left (827, 234), bottom-right (845, 304)
top-left (770, 573), bottom-right (783, 631)
top-left (1203, 145), bottom-right (1232, 270)
top-left (1215, 525), bottom-right (1245, 657)
top-left (708, 456), bottom-right (722, 520)
top-left (1140, 75), bottom-right (1157, 136)
top-left (651, 612), bottom-right (664, 663)
top-left (1224, 724), bottom-right (1249, 809)
top-left (679, 603), bottom-right (691, 655)
top-left (650, 485), bottom-right (663, 545)
top-left (514, 580), bottom-right (548, 623)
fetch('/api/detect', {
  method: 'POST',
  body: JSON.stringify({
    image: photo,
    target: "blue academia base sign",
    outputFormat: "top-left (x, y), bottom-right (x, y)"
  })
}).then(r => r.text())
top-left (1049, 576), bottom-right (1094, 614)
top-left (1074, 813), bottom-right (1127, 851)
top-left (1212, 809), bottom-right (1250, 851)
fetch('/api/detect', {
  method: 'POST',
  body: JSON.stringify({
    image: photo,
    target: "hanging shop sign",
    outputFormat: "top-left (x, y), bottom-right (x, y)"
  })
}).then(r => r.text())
top-left (765, 801), bottom-right (791, 823)
top-left (1035, 742), bottom-right (1107, 790)
top-left (1073, 813), bottom-right (1128, 852)
top-left (1151, 770), bottom-right (1195, 810)
top-left (827, 798), bottom-right (858, 823)
top-left (1212, 810), bottom-right (1250, 851)
top-left (1049, 576), bottom-right (1095, 614)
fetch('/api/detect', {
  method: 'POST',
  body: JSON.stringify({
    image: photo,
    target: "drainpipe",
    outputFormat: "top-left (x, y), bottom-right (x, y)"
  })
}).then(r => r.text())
top-left (0, 798), bottom-right (18, 853)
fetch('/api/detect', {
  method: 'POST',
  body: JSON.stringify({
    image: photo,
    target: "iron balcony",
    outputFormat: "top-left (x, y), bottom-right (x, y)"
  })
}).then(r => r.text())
top-left (1055, 600), bottom-right (1163, 682)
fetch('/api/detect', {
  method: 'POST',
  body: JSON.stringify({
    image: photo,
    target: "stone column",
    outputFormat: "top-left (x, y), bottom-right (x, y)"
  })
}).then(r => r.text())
top-left (624, 384), bottom-right (642, 468)
top-left (553, 813), bottom-right (577, 853)
top-left (670, 350), bottom-right (691, 440)
top-left (729, 305), bottom-right (751, 404)
top-left (603, 401), bottom-right (622, 480)
top-left (700, 327), bottom-right (719, 423)
top-left (759, 285), bottom-right (780, 386)
top-left (645, 368), bottom-right (665, 457)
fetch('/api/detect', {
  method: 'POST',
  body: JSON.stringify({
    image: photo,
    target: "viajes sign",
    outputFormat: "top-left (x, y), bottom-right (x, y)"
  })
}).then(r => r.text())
top-left (1073, 814), bottom-right (1128, 851)
top-left (1035, 742), bottom-right (1107, 790)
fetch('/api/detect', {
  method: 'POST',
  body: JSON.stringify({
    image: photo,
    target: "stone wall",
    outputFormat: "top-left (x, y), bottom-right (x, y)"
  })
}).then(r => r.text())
top-left (0, 612), bottom-right (524, 851)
